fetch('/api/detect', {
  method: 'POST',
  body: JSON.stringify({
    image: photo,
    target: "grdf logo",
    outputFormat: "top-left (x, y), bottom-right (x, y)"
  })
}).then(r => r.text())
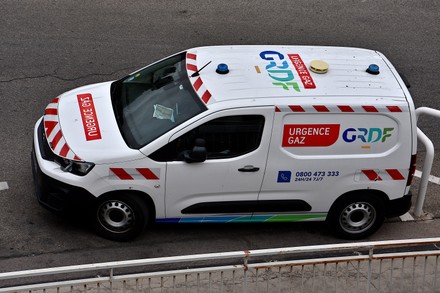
top-left (342, 128), bottom-right (394, 143)
top-left (259, 50), bottom-right (301, 92)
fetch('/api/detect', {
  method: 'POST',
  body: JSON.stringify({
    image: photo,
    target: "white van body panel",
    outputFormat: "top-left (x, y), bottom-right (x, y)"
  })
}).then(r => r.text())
top-left (259, 104), bottom-right (412, 214)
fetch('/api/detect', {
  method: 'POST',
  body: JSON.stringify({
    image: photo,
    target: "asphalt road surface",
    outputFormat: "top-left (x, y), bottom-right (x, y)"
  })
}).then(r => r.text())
top-left (1, 0), bottom-right (440, 273)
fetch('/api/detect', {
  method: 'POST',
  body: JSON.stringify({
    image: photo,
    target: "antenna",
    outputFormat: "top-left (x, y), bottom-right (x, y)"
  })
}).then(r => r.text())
top-left (191, 61), bottom-right (212, 77)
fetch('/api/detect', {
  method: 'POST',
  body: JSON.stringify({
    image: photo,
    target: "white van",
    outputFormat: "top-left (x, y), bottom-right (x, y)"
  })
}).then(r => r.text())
top-left (32, 45), bottom-right (417, 241)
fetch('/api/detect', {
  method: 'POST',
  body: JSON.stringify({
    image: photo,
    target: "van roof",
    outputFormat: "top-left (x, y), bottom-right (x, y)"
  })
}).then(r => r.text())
top-left (185, 45), bottom-right (408, 107)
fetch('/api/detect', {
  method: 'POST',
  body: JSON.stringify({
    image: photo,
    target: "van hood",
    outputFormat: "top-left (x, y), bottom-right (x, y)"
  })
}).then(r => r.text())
top-left (43, 81), bottom-right (145, 164)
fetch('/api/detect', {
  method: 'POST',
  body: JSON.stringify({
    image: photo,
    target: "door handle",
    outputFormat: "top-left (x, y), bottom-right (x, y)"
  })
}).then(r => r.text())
top-left (238, 165), bottom-right (260, 172)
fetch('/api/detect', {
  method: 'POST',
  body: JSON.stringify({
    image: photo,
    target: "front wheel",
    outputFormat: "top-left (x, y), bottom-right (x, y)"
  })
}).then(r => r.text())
top-left (94, 193), bottom-right (149, 241)
top-left (327, 194), bottom-right (385, 240)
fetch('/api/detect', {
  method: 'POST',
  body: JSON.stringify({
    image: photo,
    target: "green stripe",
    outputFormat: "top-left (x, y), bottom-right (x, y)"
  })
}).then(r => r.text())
top-left (253, 214), bottom-right (327, 222)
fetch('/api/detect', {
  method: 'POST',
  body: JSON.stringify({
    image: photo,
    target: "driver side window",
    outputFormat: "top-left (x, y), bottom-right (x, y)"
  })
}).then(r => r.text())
top-left (149, 115), bottom-right (265, 162)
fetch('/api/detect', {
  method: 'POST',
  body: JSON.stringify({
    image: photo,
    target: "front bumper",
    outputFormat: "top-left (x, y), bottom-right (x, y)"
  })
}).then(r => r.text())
top-left (32, 119), bottom-right (95, 214)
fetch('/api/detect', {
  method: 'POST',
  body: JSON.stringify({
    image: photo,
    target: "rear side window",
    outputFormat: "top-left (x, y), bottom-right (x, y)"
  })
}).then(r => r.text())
top-left (149, 115), bottom-right (265, 162)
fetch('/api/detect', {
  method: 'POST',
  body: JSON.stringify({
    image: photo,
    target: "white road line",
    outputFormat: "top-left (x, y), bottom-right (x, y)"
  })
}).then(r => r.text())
top-left (399, 212), bottom-right (414, 222)
top-left (414, 170), bottom-right (440, 185)
top-left (0, 182), bottom-right (9, 191)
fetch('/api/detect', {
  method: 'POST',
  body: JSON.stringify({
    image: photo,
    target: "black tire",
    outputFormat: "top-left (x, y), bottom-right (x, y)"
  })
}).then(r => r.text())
top-left (94, 193), bottom-right (149, 241)
top-left (327, 193), bottom-right (385, 240)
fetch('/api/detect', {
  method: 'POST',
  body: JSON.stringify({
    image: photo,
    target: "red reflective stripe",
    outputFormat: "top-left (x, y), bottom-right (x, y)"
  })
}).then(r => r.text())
top-left (313, 105), bottom-right (329, 112)
top-left (338, 105), bottom-right (354, 112)
top-left (275, 106), bottom-right (281, 112)
top-left (73, 155), bottom-right (81, 161)
top-left (187, 53), bottom-right (197, 60)
top-left (193, 77), bottom-right (203, 91)
top-left (59, 144), bottom-right (70, 157)
top-left (137, 168), bottom-right (159, 180)
top-left (51, 130), bottom-right (63, 149)
top-left (387, 106), bottom-right (402, 112)
top-left (289, 105), bottom-right (305, 112)
top-left (362, 106), bottom-right (378, 112)
top-left (386, 169), bottom-right (405, 180)
top-left (201, 91), bottom-right (212, 103)
top-left (110, 168), bottom-right (133, 180)
top-left (51, 97), bottom-right (59, 104)
top-left (45, 108), bottom-right (57, 115)
top-left (187, 64), bottom-right (197, 72)
top-left (362, 170), bottom-right (382, 181)
top-left (268, 105), bottom-right (403, 113)
top-left (44, 121), bottom-right (58, 137)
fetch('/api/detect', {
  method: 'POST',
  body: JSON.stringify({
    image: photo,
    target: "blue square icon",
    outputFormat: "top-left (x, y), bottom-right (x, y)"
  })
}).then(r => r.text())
top-left (277, 171), bottom-right (291, 183)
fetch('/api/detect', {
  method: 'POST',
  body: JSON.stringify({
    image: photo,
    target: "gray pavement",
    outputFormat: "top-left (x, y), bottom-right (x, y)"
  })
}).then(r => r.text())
top-left (0, 0), bottom-right (440, 281)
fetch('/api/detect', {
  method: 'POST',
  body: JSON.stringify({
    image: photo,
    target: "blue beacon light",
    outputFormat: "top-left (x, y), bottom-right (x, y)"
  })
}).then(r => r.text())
top-left (216, 63), bottom-right (229, 74)
top-left (366, 64), bottom-right (380, 75)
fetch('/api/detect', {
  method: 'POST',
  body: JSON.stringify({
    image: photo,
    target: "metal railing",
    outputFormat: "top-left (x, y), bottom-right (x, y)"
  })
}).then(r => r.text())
top-left (1, 238), bottom-right (439, 292)
top-left (415, 107), bottom-right (440, 217)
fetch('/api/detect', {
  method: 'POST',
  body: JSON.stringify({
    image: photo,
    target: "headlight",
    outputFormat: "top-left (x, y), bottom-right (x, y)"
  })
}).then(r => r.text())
top-left (55, 157), bottom-right (95, 176)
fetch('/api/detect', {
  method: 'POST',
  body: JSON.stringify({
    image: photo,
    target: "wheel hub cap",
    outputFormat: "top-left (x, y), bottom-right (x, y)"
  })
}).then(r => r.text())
top-left (340, 202), bottom-right (376, 233)
top-left (98, 200), bottom-right (134, 233)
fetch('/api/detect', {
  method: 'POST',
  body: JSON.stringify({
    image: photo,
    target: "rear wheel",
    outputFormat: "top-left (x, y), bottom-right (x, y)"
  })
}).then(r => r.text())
top-left (94, 193), bottom-right (149, 241)
top-left (327, 193), bottom-right (385, 240)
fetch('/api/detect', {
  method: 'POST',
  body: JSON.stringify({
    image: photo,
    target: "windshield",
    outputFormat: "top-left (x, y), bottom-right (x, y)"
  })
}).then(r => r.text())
top-left (111, 52), bottom-right (207, 149)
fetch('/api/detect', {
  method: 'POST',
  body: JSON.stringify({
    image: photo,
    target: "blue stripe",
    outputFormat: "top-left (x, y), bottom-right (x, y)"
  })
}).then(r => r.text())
top-left (155, 213), bottom-right (326, 224)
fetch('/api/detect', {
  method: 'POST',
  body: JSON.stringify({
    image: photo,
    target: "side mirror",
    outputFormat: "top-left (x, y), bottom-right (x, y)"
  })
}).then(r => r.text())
top-left (184, 138), bottom-right (207, 163)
